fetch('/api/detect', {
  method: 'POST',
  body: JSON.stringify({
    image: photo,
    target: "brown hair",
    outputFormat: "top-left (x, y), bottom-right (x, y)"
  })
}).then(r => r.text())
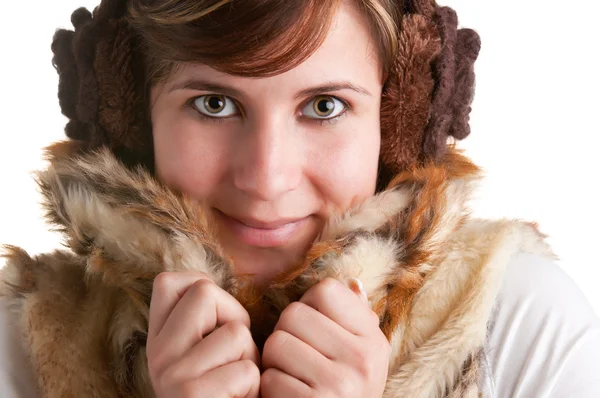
top-left (126, 0), bottom-right (401, 85)
top-left (51, 0), bottom-right (480, 189)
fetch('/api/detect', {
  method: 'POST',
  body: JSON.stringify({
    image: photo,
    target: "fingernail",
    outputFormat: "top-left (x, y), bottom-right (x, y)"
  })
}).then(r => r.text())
top-left (347, 277), bottom-right (368, 304)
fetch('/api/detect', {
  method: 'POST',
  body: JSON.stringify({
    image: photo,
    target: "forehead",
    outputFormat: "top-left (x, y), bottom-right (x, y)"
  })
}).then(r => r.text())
top-left (161, 2), bottom-right (382, 95)
top-left (295, 1), bottom-right (381, 77)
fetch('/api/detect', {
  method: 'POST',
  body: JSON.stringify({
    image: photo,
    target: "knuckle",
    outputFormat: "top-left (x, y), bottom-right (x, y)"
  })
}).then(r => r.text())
top-left (260, 368), bottom-right (277, 394)
top-left (340, 380), bottom-right (359, 397)
top-left (262, 368), bottom-right (312, 398)
top-left (328, 369), bottom-right (358, 396)
top-left (152, 272), bottom-right (177, 293)
top-left (239, 358), bottom-right (260, 378)
top-left (357, 358), bottom-right (376, 380)
top-left (271, 329), bottom-right (290, 346)
top-left (346, 344), bottom-right (372, 377)
top-left (154, 364), bottom-right (179, 394)
top-left (302, 391), bottom-right (318, 398)
top-left (145, 339), bottom-right (158, 362)
top-left (280, 301), bottom-right (305, 324)
top-left (153, 271), bottom-right (212, 295)
top-left (380, 336), bottom-right (392, 356)
top-left (263, 330), bottom-right (289, 355)
top-left (371, 329), bottom-right (392, 356)
top-left (311, 278), bottom-right (341, 301)
top-left (319, 277), bottom-right (342, 293)
top-left (146, 347), bottom-right (168, 383)
top-left (223, 320), bottom-right (251, 343)
top-left (177, 381), bottom-right (200, 398)
top-left (237, 360), bottom-right (260, 393)
top-left (188, 278), bottom-right (216, 300)
top-left (260, 367), bottom-right (276, 385)
top-left (369, 309), bottom-right (381, 325)
top-left (147, 361), bottom-right (160, 386)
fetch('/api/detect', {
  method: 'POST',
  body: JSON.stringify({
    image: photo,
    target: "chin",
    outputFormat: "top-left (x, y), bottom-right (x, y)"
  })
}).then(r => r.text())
top-left (216, 217), bottom-right (321, 284)
top-left (227, 245), bottom-right (304, 285)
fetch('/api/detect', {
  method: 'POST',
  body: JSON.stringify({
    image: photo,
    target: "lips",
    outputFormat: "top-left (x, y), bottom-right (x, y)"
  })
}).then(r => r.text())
top-left (233, 216), bottom-right (304, 229)
top-left (215, 210), bottom-right (309, 248)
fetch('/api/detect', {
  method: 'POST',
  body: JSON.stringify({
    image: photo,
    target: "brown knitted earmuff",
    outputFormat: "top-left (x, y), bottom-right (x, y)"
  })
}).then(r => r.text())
top-left (52, 0), bottom-right (153, 170)
top-left (51, 0), bottom-right (480, 188)
top-left (378, 0), bottom-right (480, 189)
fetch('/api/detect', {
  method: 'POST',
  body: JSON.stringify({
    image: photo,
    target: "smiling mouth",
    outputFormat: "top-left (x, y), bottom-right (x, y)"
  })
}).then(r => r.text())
top-left (215, 210), bottom-right (309, 248)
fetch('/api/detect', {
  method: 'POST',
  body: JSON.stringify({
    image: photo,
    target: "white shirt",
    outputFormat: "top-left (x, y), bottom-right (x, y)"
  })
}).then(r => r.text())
top-left (482, 252), bottom-right (600, 397)
top-left (1, 252), bottom-right (599, 397)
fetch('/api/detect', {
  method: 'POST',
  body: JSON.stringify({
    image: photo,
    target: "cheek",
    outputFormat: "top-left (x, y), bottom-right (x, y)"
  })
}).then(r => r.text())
top-left (311, 119), bottom-right (381, 211)
top-left (152, 116), bottom-right (228, 198)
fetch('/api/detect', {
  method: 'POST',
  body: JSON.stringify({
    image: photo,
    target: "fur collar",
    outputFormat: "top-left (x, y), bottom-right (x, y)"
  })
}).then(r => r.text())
top-left (1, 142), bottom-right (553, 397)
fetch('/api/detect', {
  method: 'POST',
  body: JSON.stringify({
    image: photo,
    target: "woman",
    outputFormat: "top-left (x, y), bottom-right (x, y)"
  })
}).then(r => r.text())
top-left (1, 0), bottom-right (599, 397)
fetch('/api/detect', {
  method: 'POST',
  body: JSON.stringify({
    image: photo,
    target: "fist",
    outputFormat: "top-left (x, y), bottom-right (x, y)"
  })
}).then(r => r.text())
top-left (146, 272), bottom-right (261, 397)
top-left (261, 277), bottom-right (390, 397)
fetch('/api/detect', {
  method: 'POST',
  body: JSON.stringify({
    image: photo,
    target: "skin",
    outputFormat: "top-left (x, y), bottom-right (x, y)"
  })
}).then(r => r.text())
top-left (147, 2), bottom-right (391, 397)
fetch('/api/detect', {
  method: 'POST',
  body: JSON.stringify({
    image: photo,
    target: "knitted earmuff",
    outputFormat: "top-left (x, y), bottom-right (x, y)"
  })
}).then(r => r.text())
top-left (51, 0), bottom-right (153, 170)
top-left (51, 0), bottom-right (480, 187)
top-left (378, 0), bottom-right (480, 189)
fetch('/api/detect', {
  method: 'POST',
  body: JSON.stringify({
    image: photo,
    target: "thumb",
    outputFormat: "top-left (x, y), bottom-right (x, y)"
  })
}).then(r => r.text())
top-left (346, 277), bottom-right (369, 305)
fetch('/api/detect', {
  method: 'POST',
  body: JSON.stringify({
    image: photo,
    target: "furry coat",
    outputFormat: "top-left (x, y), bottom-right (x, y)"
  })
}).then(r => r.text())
top-left (0, 142), bottom-right (554, 397)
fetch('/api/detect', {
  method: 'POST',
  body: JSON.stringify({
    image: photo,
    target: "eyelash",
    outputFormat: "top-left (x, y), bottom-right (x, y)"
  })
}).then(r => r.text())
top-left (186, 95), bottom-right (350, 126)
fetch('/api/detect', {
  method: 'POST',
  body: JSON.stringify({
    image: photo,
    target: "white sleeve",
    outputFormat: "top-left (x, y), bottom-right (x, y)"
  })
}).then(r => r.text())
top-left (0, 299), bottom-right (39, 398)
top-left (484, 252), bottom-right (600, 398)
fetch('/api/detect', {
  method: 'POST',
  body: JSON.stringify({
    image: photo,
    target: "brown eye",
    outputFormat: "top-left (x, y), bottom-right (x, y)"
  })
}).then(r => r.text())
top-left (204, 95), bottom-right (225, 113)
top-left (302, 95), bottom-right (345, 120)
top-left (313, 96), bottom-right (335, 116)
top-left (193, 95), bottom-right (237, 117)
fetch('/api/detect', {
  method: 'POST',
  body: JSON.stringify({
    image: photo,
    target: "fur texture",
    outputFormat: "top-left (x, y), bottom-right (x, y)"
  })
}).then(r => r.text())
top-left (1, 144), bottom-right (554, 397)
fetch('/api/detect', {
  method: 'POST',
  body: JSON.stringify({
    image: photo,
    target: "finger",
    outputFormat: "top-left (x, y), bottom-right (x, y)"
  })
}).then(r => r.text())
top-left (261, 368), bottom-right (313, 398)
top-left (194, 360), bottom-right (260, 398)
top-left (275, 301), bottom-right (352, 361)
top-left (153, 278), bottom-right (250, 370)
top-left (262, 330), bottom-right (329, 388)
top-left (300, 278), bottom-right (379, 336)
top-left (148, 271), bottom-right (213, 339)
top-left (163, 320), bottom-right (260, 384)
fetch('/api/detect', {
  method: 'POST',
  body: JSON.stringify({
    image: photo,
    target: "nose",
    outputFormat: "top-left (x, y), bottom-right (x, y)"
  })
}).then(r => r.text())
top-left (233, 117), bottom-right (302, 201)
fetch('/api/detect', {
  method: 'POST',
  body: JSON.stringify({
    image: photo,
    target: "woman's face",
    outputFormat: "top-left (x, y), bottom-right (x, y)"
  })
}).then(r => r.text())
top-left (151, 2), bottom-right (383, 284)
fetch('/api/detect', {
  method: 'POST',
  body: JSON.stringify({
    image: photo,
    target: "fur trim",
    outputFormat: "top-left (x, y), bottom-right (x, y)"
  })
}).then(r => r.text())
top-left (384, 219), bottom-right (554, 396)
top-left (0, 144), bottom-right (554, 397)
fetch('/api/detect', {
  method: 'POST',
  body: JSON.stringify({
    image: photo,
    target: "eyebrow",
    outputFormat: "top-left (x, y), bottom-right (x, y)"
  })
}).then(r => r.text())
top-left (295, 82), bottom-right (372, 99)
top-left (168, 78), bottom-right (373, 99)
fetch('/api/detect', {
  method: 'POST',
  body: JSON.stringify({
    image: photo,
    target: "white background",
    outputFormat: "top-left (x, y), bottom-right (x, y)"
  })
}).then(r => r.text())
top-left (0, 1), bottom-right (598, 314)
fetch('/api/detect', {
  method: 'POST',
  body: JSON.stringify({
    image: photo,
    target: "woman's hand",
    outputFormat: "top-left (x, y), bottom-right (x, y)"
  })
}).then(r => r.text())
top-left (146, 271), bottom-right (260, 398)
top-left (261, 277), bottom-right (391, 398)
